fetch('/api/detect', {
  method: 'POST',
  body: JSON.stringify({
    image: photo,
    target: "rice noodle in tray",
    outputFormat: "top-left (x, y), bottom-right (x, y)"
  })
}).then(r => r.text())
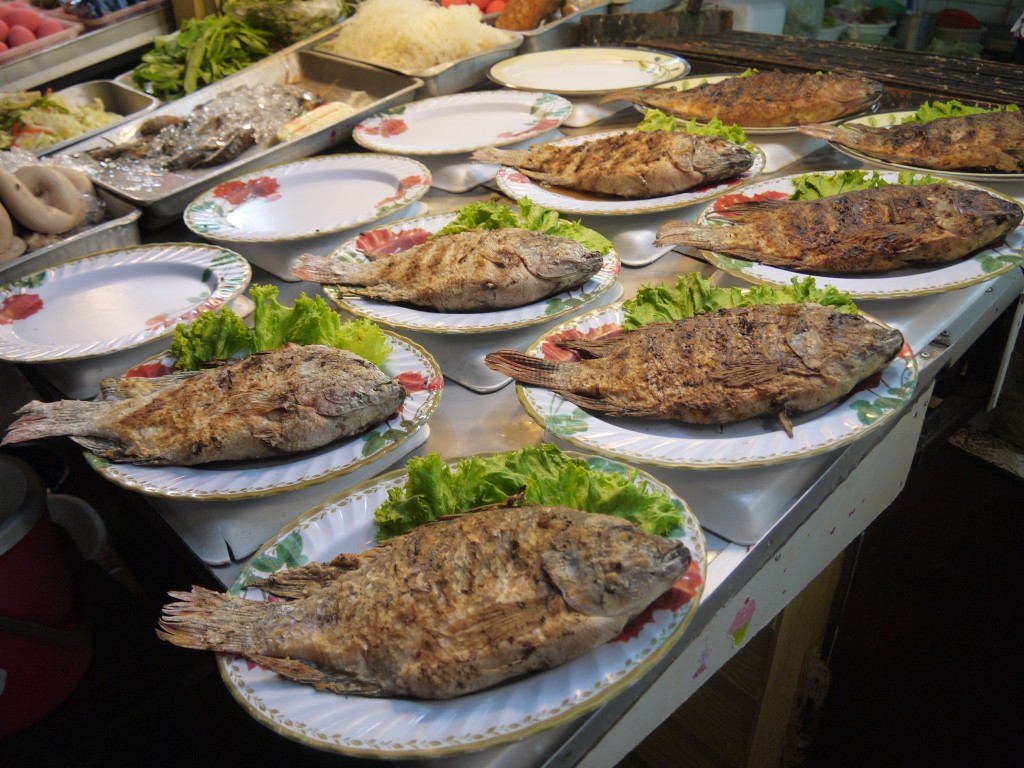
top-left (322, 0), bottom-right (515, 72)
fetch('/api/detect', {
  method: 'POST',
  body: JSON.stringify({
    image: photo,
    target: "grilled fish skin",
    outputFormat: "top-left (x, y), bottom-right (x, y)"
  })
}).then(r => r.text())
top-left (292, 228), bottom-right (604, 311)
top-left (599, 71), bottom-right (884, 128)
top-left (157, 504), bottom-right (690, 699)
top-left (655, 184), bottom-right (1023, 274)
top-left (1, 344), bottom-right (406, 466)
top-left (472, 130), bottom-right (753, 198)
top-left (798, 110), bottom-right (1024, 173)
top-left (485, 304), bottom-right (903, 435)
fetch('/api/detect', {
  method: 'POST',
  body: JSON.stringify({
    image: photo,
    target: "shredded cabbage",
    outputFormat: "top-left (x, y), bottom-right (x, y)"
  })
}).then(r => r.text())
top-left (1, 92), bottom-right (121, 153)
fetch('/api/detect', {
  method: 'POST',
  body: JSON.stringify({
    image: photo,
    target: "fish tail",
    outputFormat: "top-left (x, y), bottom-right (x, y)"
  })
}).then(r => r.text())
top-left (470, 147), bottom-right (522, 165)
top-left (654, 220), bottom-right (726, 250)
top-left (291, 254), bottom-right (364, 284)
top-left (484, 350), bottom-right (570, 388)
top-left (1, 399), bottom-right (108, 446)
top-left (156, 586), bottom-right (268, 654)
top-left (597, 89), bottom-right (646, 106)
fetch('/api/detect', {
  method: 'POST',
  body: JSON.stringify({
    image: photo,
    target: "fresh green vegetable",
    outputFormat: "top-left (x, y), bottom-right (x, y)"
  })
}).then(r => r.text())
top-left (787, 169), bottom-right (945, 200)
top-left (901, 99), bottom-right (1019, 124)
top-left (221, 0), bottom-right (351, 48)
top-left (622, 273), bottom-right (858, 330)
top-left (373, 444), bottom-right (686, 542)
top-left (636, 107), bottom-right (748, 146)
top-left (170, 283), bottom-right (391, 370)
top-left (132, 15), bottom-right (275, 101)
top-left (432, 197), bottom-right (614, 255)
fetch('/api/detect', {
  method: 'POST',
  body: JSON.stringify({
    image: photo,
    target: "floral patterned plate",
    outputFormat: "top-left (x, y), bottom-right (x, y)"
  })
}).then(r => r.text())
top-left (84, 333), bottom-right (442, 500)
top-left (352, 90), bottom-right (573, 155)
top-left (183, 154), bottom-right (431, 243)
top-left (322, 212), bottom-right (621, 333)
top-left (695, 170), bottom-right (1024, 299)
top-left (492, 130), bottom-right (765, 216)
top-left (822, 110), bottom-right (1024, 183)
top-left (218, 452), bottom-right (706, 758)
top-left (488, 46), bottom-right (690, 96)
top-left (514, 303), bottom-right (919, 469)
top-left (0, 243), bottom-right (250, 363)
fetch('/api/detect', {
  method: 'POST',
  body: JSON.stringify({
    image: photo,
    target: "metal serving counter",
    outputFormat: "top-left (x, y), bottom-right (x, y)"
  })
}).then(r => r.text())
top-left (5, 78), bottom-right (1023, 767)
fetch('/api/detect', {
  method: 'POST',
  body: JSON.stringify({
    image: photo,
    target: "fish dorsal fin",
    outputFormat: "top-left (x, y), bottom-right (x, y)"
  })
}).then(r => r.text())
top-left (97, 369), bottom-right (205, 401)
top-left (249, 654), bottom-right (386, 696)
top-left (248, 556), bottom-right (360, 599)
top-left (712, 199), bottom-right (792, 222)
top-left (557, 336), bottom-right (623, 359)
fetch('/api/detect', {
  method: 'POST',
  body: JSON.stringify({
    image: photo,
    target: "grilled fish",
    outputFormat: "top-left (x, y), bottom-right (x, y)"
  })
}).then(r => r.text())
top-left (1, 344), bottom-right (406, 466)
top-left (157, 503), bottom-right (690, 699)
top-left (292, 228), bottom-right (604, 311)
top-left (471, 130), bottom-right (753, 198)
top-left (599, 71), bottom-right (884, 128)
top-left (798, 110), bottom-right (1024, 173)
top-left (485, 304), bottom-right (903, 435)
top-left (655, 184), bottom-right (1023, 274)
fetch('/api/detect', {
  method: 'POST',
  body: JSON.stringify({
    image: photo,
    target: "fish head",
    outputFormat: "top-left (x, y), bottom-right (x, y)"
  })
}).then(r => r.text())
top-left (789, 308), bottom-right (904, 376)
top-left (935, 188), bottom-right (1024, 239)
top-left (542, 513), bottom-right (690, 618)
top-left (518, 234), bottom-right (604, 288)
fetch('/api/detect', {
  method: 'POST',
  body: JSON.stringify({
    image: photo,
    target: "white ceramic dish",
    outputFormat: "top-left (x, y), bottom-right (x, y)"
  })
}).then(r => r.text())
top-left (352, 90), bottom-right (572, 155)
top-left (218, 452), bottom-right (707, 757)
top-left (321, 212), bottom-right (621, 333)
top-left (183, 154), bottom-right (431, 243)
top-left (823, 110), bottom-right (1024, 183)
top-left (488, 46), bottom-right (690, 97)
top-left (491, 130), bottom-right (765, 216)
top-left (695, 170), bottom-right (1024, 299)
top-left (84, 334), bottom-right (442, 500)
top-left (0, 243), bottom-right (250, 363)
top-left (513, 302), bottom-right (919, 469)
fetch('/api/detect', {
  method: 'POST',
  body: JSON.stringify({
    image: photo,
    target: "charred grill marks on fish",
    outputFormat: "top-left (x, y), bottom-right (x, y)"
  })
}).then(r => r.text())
top-left (157, 504), bottom-right (690, 699)
top-left (485, 303), bottom-right (904, 435)
top-left (292, 228), bottom-right (604, 312)
top-left (1, 344), bottom-right (406, 466)
top-left (655, 184), bottom-right (1023, 274)
top-left (599, 71), bottom-right (885, 128)
top-left (472, 130), bottom-right (753, 198)
top-left (798, 110), bottom-right (1024, 173)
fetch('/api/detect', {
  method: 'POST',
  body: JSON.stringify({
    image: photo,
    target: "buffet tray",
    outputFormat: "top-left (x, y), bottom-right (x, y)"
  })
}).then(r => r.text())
top-left (0, 189), bottom-right (141, 283)
top-left (517, 3), bottom-right (611, 54)
top-left (58, 49), bottom-right (423, 225)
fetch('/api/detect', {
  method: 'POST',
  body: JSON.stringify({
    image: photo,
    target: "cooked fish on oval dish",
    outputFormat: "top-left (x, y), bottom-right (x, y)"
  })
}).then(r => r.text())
top-left (599, 71), bottom-right (884, 128)
top-left (471, 130), bottom-right (753, 198)
top-left (485, 303), bottom-right (904, 436)
top-left (292, 227), bottom-right (603, 312)
top-left (798, 110), bottom-right (1024, 173)
top-left (1, 344), bottom-right (406, 466)
top-left (655, 184), bottom-right (1023, 274)
top-left (157, 503), bottom-right (690, 699)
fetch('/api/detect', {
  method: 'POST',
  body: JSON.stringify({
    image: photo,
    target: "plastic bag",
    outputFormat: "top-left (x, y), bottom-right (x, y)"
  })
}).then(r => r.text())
top-left (220, 0), bottom-right (347, 48)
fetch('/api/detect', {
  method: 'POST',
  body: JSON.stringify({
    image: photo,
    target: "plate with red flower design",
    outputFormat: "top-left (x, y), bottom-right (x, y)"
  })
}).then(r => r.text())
top-left (217, 450), bottom-right (706, 757)
top-left (352, 90), bottom-right (573, 156)
top-left (183, 154), bottom-right (431, 243)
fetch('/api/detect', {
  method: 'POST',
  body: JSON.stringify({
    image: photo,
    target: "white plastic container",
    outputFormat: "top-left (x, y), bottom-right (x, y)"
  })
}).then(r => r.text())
top-left (718, 0), bottom-right (786, 35)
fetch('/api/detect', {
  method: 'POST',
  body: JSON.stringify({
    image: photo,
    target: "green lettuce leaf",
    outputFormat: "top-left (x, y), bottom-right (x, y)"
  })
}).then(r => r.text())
top-left (787, 169), bottom-right (945, 200)
top-left (636, 108), bottom-right (748, 146)
top-left (373, 444), bottom-right (685, 541)
top-left (169, 307), bottom-right (253, 371)
top-left (902, 99), bottom-right (1019, 124)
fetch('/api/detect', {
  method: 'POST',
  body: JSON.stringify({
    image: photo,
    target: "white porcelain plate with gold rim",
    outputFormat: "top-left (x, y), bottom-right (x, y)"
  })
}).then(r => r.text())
top-left (217, 452), bottom-right (707, 758)
top-left (513, 302), bottom-right (919, 469)
top-left (695, 170), bottom-right (1024, 299)
top-left (83, 333), bottom-right (442, 500)
top-left (491, 130), bottom-right (765, 217)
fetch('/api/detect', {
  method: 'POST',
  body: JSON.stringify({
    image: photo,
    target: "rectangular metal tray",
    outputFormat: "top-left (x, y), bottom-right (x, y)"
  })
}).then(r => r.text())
top-left (516, 4), bottom-right (611, 54)
top-left (56, 49), bottom-right (423, 224)
top-left (0, 189), bottom-right (141, 283)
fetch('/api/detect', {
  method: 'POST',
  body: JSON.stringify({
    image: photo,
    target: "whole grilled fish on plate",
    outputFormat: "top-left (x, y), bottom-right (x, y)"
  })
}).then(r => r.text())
top-left (298, 212), bottom-right (621, 334)
top-left (599, 71), bottom-right (885, 132)
top-left (2, 344), bottom-right (406, 467)
top-left (676, 171), bottom-right (1024, 300)
top-left (493, 301), bottom-right (918, 468)
top-left (164, 452), bottom-right (705, 757)
top-left (799, 109), bottom-right (1024, 180)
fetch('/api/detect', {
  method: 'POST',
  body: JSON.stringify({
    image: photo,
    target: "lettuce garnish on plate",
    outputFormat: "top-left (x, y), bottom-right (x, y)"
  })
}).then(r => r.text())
top-left (622, 272), bottom-right (858, 331)
top-left (432, 197), bottom-right (613, 255)
top-left (373, 444), bottom-right (685, 541)
top-left (170, 283), bottom-right (392, 370)
top-left (900, 99), bottom-right (1019, 124)
top-left (787, 169), bottom-right (945, 200)
top-left (636, 107), bottom-right (748, 146)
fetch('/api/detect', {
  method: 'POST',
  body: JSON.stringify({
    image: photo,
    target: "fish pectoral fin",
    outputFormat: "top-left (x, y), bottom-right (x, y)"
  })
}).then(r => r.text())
top-left (441, 599), bottom-right (551, 644)
top-left (248, 654), bottom-right (386, 696)
top-left (777, 410), bottom-right (795, 438)
top-left (709, 361), bottom-right (781, 386)
top-left (858, 224), bottom-right (924, 253)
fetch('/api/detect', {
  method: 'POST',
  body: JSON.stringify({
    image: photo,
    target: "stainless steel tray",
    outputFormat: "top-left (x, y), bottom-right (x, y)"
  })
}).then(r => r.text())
top-left (57, 50), bottom-right (422, 224)
top-left (30, 80), bottom-right (161, 157)
top-left (306, 23), bottom-right (523, 98)
top-left (517, 4), bottom-right (611, 54)
top-left (0, 190), bottom-right (141, 283)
